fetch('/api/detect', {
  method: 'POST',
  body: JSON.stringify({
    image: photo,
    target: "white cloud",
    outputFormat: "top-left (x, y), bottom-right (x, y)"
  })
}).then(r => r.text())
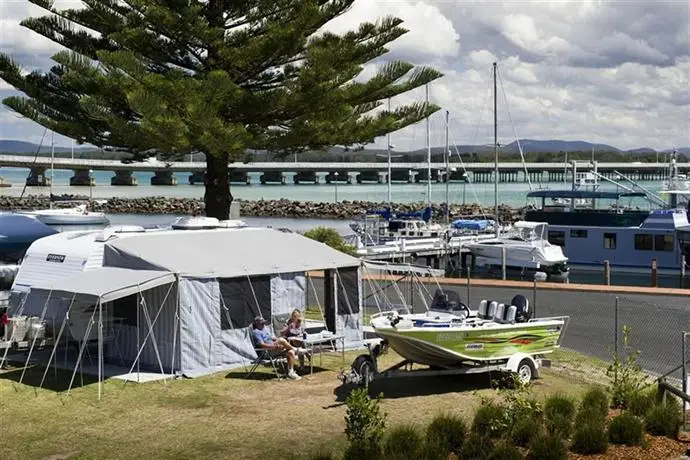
top-left (0, 0), bottom-right (688, 152)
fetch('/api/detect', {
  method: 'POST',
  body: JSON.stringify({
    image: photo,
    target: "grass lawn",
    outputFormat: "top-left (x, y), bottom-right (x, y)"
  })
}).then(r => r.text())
top-left (1, 350), bottom-right (596, 460)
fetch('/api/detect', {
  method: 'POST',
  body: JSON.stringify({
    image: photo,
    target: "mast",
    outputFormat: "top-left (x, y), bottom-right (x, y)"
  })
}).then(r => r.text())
top-left (426, 83), bottom-right (431, 210)
top-left (387, 97), bottom-right (392, 209)
top-left (50, 131), bottom-right (54, 209)
top-left (444, 110), bottom-right (450, 225)
top-left (493, 62), bottom-right (499, 237)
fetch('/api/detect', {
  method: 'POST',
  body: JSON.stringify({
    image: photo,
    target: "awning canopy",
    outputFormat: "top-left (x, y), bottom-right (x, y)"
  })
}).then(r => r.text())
top-left (103, 227), bottom-right (361, 278)
top-left (29, 267), bottom-right (176, 303)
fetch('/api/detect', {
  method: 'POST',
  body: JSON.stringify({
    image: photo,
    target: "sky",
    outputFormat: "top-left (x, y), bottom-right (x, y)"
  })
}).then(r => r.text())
top-left (0, 0), bottom-right (688, 152)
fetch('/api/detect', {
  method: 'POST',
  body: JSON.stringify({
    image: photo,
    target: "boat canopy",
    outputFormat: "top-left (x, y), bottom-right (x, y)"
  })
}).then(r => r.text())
top-left (451, 219), bottom-right (495, 231)
top-left (527, 190), bottom-right (646, 200)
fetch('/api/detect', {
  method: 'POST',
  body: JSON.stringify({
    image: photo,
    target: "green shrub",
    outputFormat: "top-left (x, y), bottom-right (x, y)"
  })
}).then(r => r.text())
top-left (645, 397), bottom-right (683, 439)
top-left (383, 424), bottom-right (423, 460)
top-left (628, 387), bottom-right (657, 417)
top-left (526, 433), bottom-right (567, 460)
top-left (510, 415), bottom-right (544, 448)
top-left (580, 386), bottom-right (610, 419)
top-left (607, 326), bottom-right (648, 409)
top-left (304, 227), bottom-right (357, 256)
top-left (571, 420), bottom-right (608, 455)
top-left (425, 413), bottom-right (467, 456)
top-left (543, 394), bottom-right (576, 438)
top-left (472, 401), bottom-right (505, 438)
top-left (309, 452), bottom-right (335, 460)
top-left (343, 389), bottom-right (386, 460)
top-left (609, 412), bottom-right (645, 446)
top-left (461, 432), bottom-right (494, 460)
top-left (488, 441), bottom-right (524, 460)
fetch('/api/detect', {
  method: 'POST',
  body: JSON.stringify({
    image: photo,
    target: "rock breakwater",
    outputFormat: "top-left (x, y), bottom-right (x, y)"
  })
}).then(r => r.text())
top-left (0, 195), bottom-right (526, 222)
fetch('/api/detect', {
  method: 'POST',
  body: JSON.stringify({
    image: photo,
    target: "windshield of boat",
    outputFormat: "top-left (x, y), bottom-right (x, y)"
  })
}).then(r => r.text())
top-left (509, 223), bottom-right (546, 241)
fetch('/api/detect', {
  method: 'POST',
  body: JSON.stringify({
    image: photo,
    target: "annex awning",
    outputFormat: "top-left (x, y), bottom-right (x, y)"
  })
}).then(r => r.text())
top-left (28, 267), bottom-right (176, 303)
top-left (103, 227), bottom-right (361, 278)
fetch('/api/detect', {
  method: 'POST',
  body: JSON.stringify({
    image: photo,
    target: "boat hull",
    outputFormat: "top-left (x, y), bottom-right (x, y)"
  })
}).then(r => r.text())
top-left (21, 211), bottom-right (109, 225)
top-left (373, 320), bottom-right (565, 367)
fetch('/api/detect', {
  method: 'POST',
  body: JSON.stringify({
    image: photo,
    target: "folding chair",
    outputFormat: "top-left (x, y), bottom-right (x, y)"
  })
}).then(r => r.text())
top-left (245, 329), bottom-right (288, 379)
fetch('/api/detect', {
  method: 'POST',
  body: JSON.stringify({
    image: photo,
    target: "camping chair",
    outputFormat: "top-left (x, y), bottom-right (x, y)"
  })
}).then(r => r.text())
top-left (246, 327), bottom-right (288, 380)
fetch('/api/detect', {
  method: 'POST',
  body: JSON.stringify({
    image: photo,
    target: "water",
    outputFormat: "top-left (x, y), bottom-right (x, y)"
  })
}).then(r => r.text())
top-left (0, 166), bottom-right (665, 208)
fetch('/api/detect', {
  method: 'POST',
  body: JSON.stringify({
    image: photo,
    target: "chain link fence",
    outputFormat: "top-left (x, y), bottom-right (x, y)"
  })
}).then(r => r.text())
top-left (353, 270), bottom-right (690, 389)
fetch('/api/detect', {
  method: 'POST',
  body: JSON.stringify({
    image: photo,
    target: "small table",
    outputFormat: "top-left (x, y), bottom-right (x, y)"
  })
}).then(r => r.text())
top-left (288, 333), bottom-right (345, 375)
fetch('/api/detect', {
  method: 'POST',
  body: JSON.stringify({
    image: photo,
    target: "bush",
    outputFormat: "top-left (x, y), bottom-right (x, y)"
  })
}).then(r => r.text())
top-left (343, 389), bottom-right (386, 460)
top-left (571, 420), bottom-right (609, 455)
top-left (303, 227), bottom-right (357, 256)
top-left (383, 424), bottom-right (423, 460)
top-left (510, 415), bottom-right (544, 448)
top-left (461, 432), bottom-right (494, 460)
top-left (543, 394), bottom-right (576, 438)
top-left (645, 397), bottom-right (683, 439)
top-left (309, 452), bottom-right (335, 460)
top-left (609, 412), bottom-right (645, 446)
top-left (488, 441), bottom-right (524, 460)
top-left (580, 386), bottom-right (610, 419)
top-left (628, 387), bottom-right (657, 417)
top-left (526, 433), bottom-right (567, 460)
top-left (425, 413), bottom-right (467, 457)
top-left (472, 401), bottom-right (505, 438)
top-left (607, 326), bottom-right (648, 409)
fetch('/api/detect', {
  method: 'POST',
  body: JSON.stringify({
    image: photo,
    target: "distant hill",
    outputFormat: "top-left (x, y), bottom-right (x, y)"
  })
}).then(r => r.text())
top-left (502, 139), bottom-right (620, 153)
top-left (0, 140), bottom-right (93, 154)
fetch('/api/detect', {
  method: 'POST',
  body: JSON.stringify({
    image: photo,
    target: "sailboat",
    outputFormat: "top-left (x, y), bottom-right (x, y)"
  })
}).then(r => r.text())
top-left (463, 63), bottom-right (568, 279)
top-left (20, 133), bottom-right (109, 226)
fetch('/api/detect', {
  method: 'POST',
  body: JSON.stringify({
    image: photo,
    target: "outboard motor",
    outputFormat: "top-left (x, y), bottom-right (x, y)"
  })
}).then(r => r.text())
top-left (511, 295), bottom-right (531, 323)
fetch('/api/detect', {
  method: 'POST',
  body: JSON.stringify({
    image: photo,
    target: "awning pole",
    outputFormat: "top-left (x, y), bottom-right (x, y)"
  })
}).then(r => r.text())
top-left (39, 293), bottom-right (76, 391)
top-left (98, 298), bottom-right (103, 401)
top-left (19, 289), bottom-right (53, 386)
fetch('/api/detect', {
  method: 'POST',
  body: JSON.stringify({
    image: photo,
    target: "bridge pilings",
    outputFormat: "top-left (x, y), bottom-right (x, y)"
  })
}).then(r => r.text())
top-left (25, 167), bottom-right (50, 186)
top-left (293, 171), bottom-right (319, 184)
top-left (189, 171), bottom-right (205, 185)
top-left (415, 169), bottom-right (441, 183)
top-left (356, 171), bottom-right (381, 184)
top-left (111, 170), bottom-right (138, 186)
top-left (151, 170), bottom-right (177, 185)
top-left (260, 171), bottom-right (286, 185)
top-left (390, 169), bottom-right (412, 183)
top-left (325, 171), bottom-right (351, 184)
top-left (70, 169), bottom-right (95, 186)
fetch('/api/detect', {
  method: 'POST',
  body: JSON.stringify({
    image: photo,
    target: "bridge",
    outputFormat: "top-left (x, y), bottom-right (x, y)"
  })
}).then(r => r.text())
top-left (0, 154), bottom-right (681, 186)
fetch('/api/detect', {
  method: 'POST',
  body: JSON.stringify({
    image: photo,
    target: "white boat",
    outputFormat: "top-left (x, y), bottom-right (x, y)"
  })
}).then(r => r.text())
top-left (22, 204), bottom-right (109, 225)
top-left (464, 221), bottom-right (569, 278)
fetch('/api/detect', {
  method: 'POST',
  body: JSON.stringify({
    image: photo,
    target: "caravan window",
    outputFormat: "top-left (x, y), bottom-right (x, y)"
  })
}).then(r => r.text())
top-left (570, 229), bottom-right (588, 238)
top-left (654, 234), bottom-right (674, 252)
top-left (219, 276), bottom-right (271, 330)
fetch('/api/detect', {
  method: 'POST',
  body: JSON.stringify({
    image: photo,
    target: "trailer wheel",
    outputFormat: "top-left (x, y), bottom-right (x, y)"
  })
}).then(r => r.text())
top-left (516, 359), bottom-right (535, 384)
top-left (352, 355), bottom-right (375, 388)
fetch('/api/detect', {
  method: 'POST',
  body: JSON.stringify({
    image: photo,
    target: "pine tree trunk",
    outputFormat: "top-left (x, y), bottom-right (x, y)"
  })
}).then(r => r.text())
top-left (204, 152), bottom-right (231, 219)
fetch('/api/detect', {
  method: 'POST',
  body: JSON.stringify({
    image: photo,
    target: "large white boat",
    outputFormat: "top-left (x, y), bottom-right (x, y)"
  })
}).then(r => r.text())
top-left (21, 204), bottom-right (109, 225)
top-left (464, 221), bottom-right (569, 279)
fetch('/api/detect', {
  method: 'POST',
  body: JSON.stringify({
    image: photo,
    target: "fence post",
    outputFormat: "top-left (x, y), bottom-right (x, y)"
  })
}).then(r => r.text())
top-left (532, 278), bottom-right (537, 318)
top-left (614, 296), bottom-right (619, 388)
top-left (604, 260), bottom-right (610, 286)
top-left (501, 246), bottom-right (507, 280)
top-left (466, 266), bottom-right (471, 308)
top-left (683, 332), bottom-right (688, 430)
top-left (651, 258), bottom-right (658, 287)
top-left (681, 254), bottom-right (686, 289)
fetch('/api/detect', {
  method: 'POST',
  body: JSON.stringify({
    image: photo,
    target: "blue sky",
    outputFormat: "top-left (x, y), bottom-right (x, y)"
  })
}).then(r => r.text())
top-left (1, 0), bottom-right (688, 151)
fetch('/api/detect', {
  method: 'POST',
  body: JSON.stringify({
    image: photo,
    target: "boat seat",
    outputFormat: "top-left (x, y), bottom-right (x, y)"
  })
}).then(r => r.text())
top-left (511, 295), bottom-right (531, 323)
top-left (486, 301), bottom-right (497, 321)
top-left (477, 300), bottom-right (488, 319)
top-left (504, 305), bottom-right (517, 324)
top-left (494, 303), bottom-right (506, 322)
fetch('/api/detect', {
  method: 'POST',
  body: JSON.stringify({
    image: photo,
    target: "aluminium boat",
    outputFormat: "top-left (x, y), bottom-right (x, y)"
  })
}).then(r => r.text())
top-left (369, 295), bottom-right (568, 367)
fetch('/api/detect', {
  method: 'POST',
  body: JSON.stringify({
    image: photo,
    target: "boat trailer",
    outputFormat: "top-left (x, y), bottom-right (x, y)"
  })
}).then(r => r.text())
top-left (339, 339), bottom-right (549, 388)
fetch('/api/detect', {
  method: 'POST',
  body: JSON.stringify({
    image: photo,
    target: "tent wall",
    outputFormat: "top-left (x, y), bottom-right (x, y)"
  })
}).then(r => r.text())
top-left (324, 267), bottom-right (363, 348)
top-left (270, 272), bottom-right (306, 318)
top-left (178, 278), bottom-right (221, 375)
top-left (107, 283), bottom-right (180, 373)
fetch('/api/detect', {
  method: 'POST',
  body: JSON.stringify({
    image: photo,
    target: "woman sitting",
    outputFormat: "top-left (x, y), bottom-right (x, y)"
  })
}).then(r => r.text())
top-left (281, 309), bottom-right (311, 367)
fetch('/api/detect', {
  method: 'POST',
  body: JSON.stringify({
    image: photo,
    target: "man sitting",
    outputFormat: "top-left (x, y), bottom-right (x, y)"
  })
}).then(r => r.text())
top-left (252, 316), bottom-right (301, 380)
